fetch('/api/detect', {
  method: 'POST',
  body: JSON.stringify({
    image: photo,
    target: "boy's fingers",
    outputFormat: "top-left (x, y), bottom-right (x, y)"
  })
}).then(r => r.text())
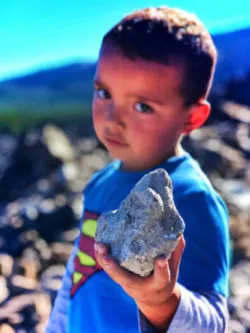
top-left (94, 243), bottom-right (112, 270)
top-left (153, 256), bottom-right (171, 289)
top-left (94, 242), bottom-right (143, 287)
top-left (153, 235), bottom-right (185, 289)
top-left (94, 237), bottom-right (185, 292)
top-left (168, 235), bottom-right (185, 279)
top-left (94, 242), bottom-right (109, 256)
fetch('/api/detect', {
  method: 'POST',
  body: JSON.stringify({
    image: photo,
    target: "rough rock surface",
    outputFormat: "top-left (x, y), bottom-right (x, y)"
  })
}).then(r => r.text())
top-left (95, 169), bottom-right (185, 277)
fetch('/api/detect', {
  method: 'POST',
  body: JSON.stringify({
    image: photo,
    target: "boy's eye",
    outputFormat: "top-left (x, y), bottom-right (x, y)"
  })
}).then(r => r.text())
top-left (95, 88), bottom-right (110, 100)
top-left (134, 102), bottom-right (154, 114)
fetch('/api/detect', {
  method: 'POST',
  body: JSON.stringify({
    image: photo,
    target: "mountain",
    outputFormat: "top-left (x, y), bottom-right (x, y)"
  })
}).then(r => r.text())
top-left (0, 62), bottom-right (96, 114)
top-left (0, 27), bottom-right (249, 129)
top-left (213, 27), bottom-right (250, 85)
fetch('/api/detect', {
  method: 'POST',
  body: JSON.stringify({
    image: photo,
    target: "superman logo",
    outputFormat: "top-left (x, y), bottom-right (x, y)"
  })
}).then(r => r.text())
top-left (70, 210), bottom-right (103, 297)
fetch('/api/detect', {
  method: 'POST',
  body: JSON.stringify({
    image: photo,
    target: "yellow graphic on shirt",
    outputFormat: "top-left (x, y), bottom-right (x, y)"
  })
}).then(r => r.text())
top-left (73, 272), bottom-right (83, 284)
top-left (71, 211), bottom-right (102, 297)
top-left (77, 251), bottom-right (96, 266)
top-left (81, 219), bottom-right (97, 238)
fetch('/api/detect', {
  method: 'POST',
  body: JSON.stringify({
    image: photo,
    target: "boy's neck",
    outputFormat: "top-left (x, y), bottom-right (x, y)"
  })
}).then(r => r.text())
top-left (119, 144), bottom-right (184, 172)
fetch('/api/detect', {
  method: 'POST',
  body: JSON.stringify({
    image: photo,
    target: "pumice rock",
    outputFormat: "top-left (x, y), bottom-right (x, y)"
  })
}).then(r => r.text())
top-left (95, 169), bottom-right (185, 277)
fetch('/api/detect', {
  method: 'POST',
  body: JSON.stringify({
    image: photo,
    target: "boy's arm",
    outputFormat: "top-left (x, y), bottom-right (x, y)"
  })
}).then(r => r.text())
top-left (137, 284), bottom-right (180, 331)
top-left (138, 285), bottom-right (228, 333)
top-left (138, 188), bottom-right (230, 333)
top-left (95, 186), bottom-right (230, 332)
top-left (45, 234), bottom-right (79, 333)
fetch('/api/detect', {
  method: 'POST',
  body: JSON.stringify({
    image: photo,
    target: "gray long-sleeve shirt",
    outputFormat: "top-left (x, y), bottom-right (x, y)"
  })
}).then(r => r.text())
top-left (46, 243), bottom-right (229, 333)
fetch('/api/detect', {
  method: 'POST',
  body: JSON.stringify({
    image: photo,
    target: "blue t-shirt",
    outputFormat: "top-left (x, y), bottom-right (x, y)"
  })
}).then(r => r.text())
top-left (68, 152), bottom-right (230, 333)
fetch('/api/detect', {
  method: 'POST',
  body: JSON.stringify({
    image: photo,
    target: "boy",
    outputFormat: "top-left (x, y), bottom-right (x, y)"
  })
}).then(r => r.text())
top-left (46, 6), bottom-right (229, 333)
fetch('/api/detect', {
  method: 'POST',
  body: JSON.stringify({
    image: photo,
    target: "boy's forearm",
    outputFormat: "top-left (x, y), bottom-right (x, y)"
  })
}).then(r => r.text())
top-left (138, 285), bottom-right (228, 333)
top-left (136, 285), bottom-right (181, 332)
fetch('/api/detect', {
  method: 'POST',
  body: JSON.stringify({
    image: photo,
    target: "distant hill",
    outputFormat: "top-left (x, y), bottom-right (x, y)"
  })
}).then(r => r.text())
top-left (0, 62), bottom-right (95, 112)
top-left (0, 27), bottom-right (249, 130)
top-left (213, 27), bottom-right (250, 85)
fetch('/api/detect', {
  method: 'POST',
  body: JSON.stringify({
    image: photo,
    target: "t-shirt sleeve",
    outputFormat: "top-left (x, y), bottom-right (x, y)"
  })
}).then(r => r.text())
top-left (45, 233), bottom-right (80, 333)
top-left (177, 189), bottom-right (230, 296)
top-left (137, 287), bottom-right (229, 333)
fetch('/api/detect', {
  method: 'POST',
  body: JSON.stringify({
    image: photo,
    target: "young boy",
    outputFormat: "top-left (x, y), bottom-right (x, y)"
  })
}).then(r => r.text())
top-left (46, 6), bottom-right (229, 333)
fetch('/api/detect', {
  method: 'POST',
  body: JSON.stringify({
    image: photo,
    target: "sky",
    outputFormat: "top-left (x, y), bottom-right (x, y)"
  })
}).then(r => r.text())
top-left (1, 0), bottom-right (250, 80)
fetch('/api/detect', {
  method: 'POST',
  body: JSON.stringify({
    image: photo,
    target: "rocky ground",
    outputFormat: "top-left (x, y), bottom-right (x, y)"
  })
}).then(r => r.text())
top-left (0, 106), bottom-right (249, 332)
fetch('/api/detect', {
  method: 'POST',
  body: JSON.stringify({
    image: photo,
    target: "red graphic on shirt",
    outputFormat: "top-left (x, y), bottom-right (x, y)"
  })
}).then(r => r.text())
top-left (70, 210), bottom-right (103, 297)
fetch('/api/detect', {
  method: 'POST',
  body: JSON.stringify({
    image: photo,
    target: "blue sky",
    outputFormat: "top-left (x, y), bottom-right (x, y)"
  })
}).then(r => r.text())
top-left (1, 0), bottom-right (249, 79)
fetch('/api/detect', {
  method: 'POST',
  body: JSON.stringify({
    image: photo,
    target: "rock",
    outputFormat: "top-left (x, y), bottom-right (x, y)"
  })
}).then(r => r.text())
top-left (41, 265), bottom-right (65, 280)
top-left (42, 125), bottom-right (76, 162)
top-left (61, 162), bottom-right (79, 182)
top-left (77, 137), bottom-right (98, 154)
top-left (22, 247), bottom-right (40, 262)
top-left (8, 312), bottom-right (24, 327)
top-left (50, 242), bottom-right (73, 263)
top-left (0, 324), bottom-right (15, 333)
top-left (19, 230), bottom-right (39, 251)
top-left (60, 228), bottom-right (79, 243)
top-left (0, 294), bottom-right (36, 320)
top-left (0, 254), bottom-right (14, 277)
top-left (228, 319), bottom-right (246, 333)
top-left (0, 276), bottom-right (9, 304)
top-left (96, 169), bottom-right (185, 277)
top-left (35, 322), bottom-right (49, 333)
top-left (41, 278), bottom-right (62, 302)
top-left (22, 204), bottom-right (75, 243)
top-left (19, 258), bottom-right (40, 280)
top-left (0, 131), bottom-right (62, 203)
top-left (41, 265), bottom-right (65, 301)
top-left (238, 309), bottom-right (250, 330)
top-left (10, 275), bottom-right (38, 296)
top-left (80, 149), bottom-right (110, 173)
top-left (34, 239), bottom-right (52, 262)
top-left (34, 293), bottom-right (51, 323)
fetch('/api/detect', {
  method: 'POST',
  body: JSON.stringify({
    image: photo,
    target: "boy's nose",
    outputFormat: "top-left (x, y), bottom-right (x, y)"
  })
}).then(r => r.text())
top-left (105, 105), bottom-right (124, 126)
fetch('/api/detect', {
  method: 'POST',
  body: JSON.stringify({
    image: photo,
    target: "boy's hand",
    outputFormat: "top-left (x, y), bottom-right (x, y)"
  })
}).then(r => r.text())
top-left (94, 235), bottom-right (185, 330)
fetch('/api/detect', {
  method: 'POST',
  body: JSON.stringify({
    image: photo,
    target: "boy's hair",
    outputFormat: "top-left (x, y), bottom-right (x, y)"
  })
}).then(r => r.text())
top-left (102, 6), bottom-right (217, 108)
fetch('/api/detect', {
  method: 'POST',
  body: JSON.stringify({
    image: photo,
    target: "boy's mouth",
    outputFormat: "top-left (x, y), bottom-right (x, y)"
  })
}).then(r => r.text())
top-left (104, 135), bottom-right (128, 147)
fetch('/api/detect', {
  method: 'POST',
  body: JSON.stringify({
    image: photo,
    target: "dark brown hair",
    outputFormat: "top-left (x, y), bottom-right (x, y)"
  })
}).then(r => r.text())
top-left (102, 6), bottom-right (217, 108)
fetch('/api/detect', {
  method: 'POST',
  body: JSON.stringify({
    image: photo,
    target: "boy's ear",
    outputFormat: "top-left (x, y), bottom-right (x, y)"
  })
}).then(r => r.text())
top-left (182, 100), bottom-right (211, 135)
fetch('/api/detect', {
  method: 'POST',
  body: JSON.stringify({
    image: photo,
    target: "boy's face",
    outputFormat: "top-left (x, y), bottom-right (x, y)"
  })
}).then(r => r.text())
top-left (92, 45), bottom-right (191, 170)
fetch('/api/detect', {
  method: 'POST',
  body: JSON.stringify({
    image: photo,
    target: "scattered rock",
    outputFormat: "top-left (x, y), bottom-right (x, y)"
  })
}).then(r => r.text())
top-left (0, 324), bottom-right (15, 333)
top-left (0, 254), bottom-right (14, 277)
top-left (50, 242), bottom-right (73, 263)
top-left (0, 132), bottom-right (62, 203)
top-left (19, 258), bottom-right (40, 280)
top-left (43, 125), bottom-right (76, 162)
top-left (10, 275), bottom-right (38, 296)
top-left (0, 276), bottom-right (9, 304)
top-left (0, 121), bottom-right (249, 331)
top-left (228, 319), bottom-right (246, 333)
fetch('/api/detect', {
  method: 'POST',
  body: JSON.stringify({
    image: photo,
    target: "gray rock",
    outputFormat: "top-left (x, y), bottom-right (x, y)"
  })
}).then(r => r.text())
top-left (95, 169), bottom-right (185, 277)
